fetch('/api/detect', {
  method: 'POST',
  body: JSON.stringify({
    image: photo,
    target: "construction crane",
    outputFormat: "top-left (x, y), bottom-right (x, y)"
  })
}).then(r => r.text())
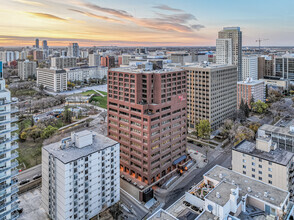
top-left (256, 38), bottom-right (269, 50)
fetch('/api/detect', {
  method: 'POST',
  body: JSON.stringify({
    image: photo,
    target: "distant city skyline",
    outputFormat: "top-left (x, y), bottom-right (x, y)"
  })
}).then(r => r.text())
top-left (1, 0), bottom-right (294, 47)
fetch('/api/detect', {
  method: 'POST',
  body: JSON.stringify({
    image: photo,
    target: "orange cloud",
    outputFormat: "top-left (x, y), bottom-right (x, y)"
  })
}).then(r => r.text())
top-left (26, 12), bottom-right (67, 21)
top-left (68, 9), bottom-right (123, 23)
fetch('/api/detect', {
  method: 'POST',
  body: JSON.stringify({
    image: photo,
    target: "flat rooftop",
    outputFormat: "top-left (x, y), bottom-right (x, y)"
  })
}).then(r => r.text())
top-left (43, 131), bottom-right (118, 164)
top-left (183, 63), bottom-right (236, 70)
top-left (205, 181), bottom-right (237, 207)
top-left (233, 140), bottom-right (294, 166)
top-left (204, 165), bottom-right (289, 208)
top-left (259, 121), bottom-right (294, 137)
top-left (196, 211), bottom-right (217, 220)
top-left (148, 209), bottom-right (178, 220)
top-left (237, 80), bottom-right (264, 86)
top-left (110, 67), bottom-right (183, 74)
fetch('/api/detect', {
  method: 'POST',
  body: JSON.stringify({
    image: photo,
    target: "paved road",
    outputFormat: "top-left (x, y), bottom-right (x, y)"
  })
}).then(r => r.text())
top-left (162, 150), bottom-right (232, 209)
top-left (120, 189), bottom-right (149, 220)
top-left (18, 164), bottom-right (41, 182)
top-left (45, 84), bottom-right (107, 96)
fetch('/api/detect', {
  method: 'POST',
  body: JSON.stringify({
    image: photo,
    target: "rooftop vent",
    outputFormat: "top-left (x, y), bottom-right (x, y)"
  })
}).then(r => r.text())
top-left (247, 187), bottom-right (252, 192)
top-left (264, 192), bottom-right (268, 197)
top-left (219, 173), bottom-right (223, 179)
top-left (216, 192), bottom-right (221, 198)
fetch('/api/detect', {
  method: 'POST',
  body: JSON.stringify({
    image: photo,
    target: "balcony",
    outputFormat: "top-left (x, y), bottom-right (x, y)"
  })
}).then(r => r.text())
top-left (0, 202), bottom-right (18, 219)
top-left (0, 152), bottom-right (18, 163)
top-left (0, 144), bottom-right (18, 156)
top-left (0, 179), bottom-right (18, 192)
top-left (0, 126), bottom-right (18, 135)
top-left (0, 194), bottom-right (18, 210)
top-left (0, 117), bottom-right (18, 126)
top-left (0, 107), bottom-right (18, 116)
top-left (0, 136), bottom-right (18, 147)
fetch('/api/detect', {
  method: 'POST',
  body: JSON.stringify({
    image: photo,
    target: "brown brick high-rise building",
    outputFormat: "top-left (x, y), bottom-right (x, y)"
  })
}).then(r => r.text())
top-left (101, 56), bottom-right (115, 68)
top-left (107, 67), bottom-right (187, 185)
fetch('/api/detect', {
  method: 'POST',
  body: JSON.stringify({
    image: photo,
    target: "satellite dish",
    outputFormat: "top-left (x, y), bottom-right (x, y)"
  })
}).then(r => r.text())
top-left (208, 205), bottom-right (213, 211)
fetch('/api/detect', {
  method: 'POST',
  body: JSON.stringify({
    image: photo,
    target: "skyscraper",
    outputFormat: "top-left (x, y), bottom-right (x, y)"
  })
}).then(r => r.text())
top-left (216, 39), bottom-right (232, 65)
top-left (107, 67), bottom-right (187, 185)
top-left (217, 27), bottom-right (242, 81)
top-left (184, 64), bottom-right (237, 131)
top-left (42, 40), bottom-right (48, 50)
top-left (0, 61), bottom-right (19, 219)
top-left (35, 38), bottom-right (39, 49)
top-left (68, 43), bottom-right (80, 58)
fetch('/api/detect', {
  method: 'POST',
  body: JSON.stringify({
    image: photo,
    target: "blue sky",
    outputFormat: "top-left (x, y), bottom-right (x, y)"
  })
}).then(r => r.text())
top-left (0, 0), bottom-right (294, 46)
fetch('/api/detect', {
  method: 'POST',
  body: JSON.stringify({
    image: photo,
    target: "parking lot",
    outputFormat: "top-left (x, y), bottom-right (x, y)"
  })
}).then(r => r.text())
top-left (18, 187), bottom-right (48, 220)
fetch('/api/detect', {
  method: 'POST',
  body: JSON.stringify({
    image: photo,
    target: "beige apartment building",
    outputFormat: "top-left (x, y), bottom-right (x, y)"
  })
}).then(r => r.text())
top-left (184, 64), bottom-right (237, 131)
top-left (232, 137), bottom-right (294, 199)
top-left (37, 68), bottom-right (67, 92)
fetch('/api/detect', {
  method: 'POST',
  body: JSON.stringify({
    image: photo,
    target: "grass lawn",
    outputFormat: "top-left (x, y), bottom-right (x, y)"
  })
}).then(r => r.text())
top-left (79, 90), bottom-right (107, 96)
top-left (11, 89), bottom-right (37, 97)
top-left (91, 96), bottom-right (107, 109)
top-left (18, 139), bottom-right (43, 169)
top-left (78, 90), bottom-right (108, 109)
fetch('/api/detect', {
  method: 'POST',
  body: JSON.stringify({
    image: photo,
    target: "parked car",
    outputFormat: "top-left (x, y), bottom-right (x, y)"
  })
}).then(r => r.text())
top-left (19, 179), bottom-right (30, 185)
top-left (32, 174), bottom-right (42, 180)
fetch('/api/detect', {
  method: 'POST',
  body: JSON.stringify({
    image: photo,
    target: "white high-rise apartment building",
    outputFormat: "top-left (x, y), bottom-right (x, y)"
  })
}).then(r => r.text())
top-left (18, 60), bottom-right (37, 80)
top-left (242, 56), bottom-right (258, 80)
top-left (42, 130), bottom-right (120, 220)
top-left (0, 61), bottom-right (19, 219)
top-left (68, 43), bottom-right (80, 58)
top-left (66, 66), bottom-right (107, 82)
top-left (19, 51), bottom-right (28, 60)
top-left (216, 39), bottom-right (232, 65)
top-left (217, 27), bottom-right (242, 81)
top-left (37, 68), bottom-right (67, 92)
top-left (89, 53), bottom-right (100, 67)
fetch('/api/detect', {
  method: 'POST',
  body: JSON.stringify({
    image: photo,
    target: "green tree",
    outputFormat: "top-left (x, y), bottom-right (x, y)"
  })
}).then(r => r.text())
top-left (249, 96), bottom-right (255, 108)
top-left (239, 98), bottom-right (245, 112)
top-left (41, 125), bottom-right (58, 139)
top-left (20, 131), bottom-right (28, 141)
top-left (251, 100), bottom-right (268, 114)
top-left (29, 126), bottom-right (42, 142)
top-left (196, 120), bottom-right (212, 139)
top-left (63, 106), bottom-right (72, 124)
top-left (244, 103), bottom-right (250, 118)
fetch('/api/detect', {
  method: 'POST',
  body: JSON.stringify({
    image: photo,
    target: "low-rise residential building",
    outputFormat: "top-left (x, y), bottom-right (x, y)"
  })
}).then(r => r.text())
top-left (232, 138), bottom-right (294, 198)
top-left (37, 68), bottom-right (67, 92)
top-left (65, 66), bottom-right (107, 82)
top-left (149, 165), bottom-right (294, 220)
top-left (184, 64), bottom-right (237, 131)
top-left (237, 79), bottom-right (265, 108)
top-left (260, 76), bottom-right (289, 91)
top-left (51, 57), bottom-right (77, 69)
top-left (42, 130), bottom-right (120, 220)
top-left (18, 60), bottom-right (37, 80)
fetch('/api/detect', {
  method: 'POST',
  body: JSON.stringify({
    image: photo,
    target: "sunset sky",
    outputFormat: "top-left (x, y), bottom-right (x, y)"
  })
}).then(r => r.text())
top-left (1, 0), bottom-right (294, 47)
